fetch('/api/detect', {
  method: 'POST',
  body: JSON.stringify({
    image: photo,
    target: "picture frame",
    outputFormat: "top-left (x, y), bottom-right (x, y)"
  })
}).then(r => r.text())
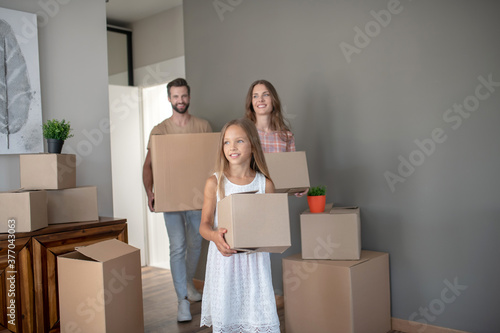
top-left (0, 7), bottom-right (43, 154)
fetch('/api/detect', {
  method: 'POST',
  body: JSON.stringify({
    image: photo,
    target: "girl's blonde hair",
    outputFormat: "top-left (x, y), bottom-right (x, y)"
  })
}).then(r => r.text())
top-left (245, 79), bottom-right (292, 143)
top-left (215, 118), bottom-right (272, 199)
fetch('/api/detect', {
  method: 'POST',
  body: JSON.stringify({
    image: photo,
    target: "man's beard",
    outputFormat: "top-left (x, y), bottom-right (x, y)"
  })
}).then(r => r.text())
top-left (172, 103), bottom-right (189, 114)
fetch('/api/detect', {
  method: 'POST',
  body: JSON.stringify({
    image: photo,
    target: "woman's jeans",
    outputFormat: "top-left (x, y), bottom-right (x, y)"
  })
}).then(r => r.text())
top-left (163, 210), bottom-right (202, 301)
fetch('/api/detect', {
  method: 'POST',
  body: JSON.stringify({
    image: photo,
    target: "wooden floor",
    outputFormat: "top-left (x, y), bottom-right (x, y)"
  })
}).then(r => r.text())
top-left (142, 266), bottom-right (405, 333)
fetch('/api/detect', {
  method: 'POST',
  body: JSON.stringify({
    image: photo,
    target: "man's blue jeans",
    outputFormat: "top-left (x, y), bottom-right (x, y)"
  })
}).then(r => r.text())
top-left (163, 210), bottom-right (202, 301)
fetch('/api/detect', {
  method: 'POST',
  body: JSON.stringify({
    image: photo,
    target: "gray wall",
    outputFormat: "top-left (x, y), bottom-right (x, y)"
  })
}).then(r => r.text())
top-left (0, 0), bottom-right (113, 217)
top-left (184, 0), bottom-right (500, 331)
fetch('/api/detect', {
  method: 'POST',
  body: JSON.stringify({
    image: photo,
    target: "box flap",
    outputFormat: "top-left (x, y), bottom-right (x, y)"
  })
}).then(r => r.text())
top-left (234, 246), bottom-right (290, 254)
top-left (1, 189), bottom-right (45, 194)
top-left (231, 190), bottom-right (258, 195)
top-left (59, 250), bottom-right (95, 261)
top-left (283, 252), bottom-right (371, 267)
top-left (76, 239), bottom-right (138, 262)
top-left (330, 206), bottom-right (359, 214)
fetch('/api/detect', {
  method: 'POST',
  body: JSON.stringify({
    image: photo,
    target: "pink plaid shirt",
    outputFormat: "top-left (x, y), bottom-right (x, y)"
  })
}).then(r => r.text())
top-left (258, 130), bottom-right (296, 153)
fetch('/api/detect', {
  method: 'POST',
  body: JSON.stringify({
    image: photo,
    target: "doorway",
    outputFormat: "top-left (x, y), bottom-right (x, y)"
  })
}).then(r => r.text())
top-left (109, 57), bottom-right (185, 268)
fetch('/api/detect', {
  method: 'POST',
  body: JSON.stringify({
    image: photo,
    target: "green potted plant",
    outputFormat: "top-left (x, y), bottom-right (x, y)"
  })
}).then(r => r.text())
top-left (42, 119), bottom-right (74, 154)
top-left (307, 185), bottom-right (327, 213)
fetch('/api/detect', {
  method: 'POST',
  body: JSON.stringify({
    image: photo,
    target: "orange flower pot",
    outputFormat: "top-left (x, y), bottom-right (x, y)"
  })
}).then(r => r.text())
top-left (307, 195), bottom-right (326, 213)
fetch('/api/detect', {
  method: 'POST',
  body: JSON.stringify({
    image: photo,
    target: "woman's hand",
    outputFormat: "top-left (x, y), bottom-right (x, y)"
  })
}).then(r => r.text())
top-left (294, 188), bottom-right (309, 197)
top-left (213, 228), bottom-right (236, 257)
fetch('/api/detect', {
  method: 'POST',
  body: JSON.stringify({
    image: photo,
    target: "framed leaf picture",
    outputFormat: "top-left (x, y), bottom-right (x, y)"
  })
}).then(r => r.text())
top-left (0, 7), bottom-right (43, 154)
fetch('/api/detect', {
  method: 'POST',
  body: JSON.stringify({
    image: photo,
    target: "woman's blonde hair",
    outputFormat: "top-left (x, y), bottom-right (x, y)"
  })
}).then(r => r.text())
top-left (245, 79), bottom-right (292, 143)
top-left (215, 118), bottom-right (272, 199)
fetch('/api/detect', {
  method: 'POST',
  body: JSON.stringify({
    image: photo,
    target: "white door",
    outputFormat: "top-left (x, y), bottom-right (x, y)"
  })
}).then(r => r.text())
top-left (108, 83), bottom-right (175, 269)
top-left (109, 85), bottom-right (148, 265)
top-left (109, 56), bottom-right (186, 269)
top-left (141, 83), bottom-right (173, 269)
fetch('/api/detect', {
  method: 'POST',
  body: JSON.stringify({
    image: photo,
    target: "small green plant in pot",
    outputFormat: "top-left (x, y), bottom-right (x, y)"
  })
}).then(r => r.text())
top-left (307, 185), bottom-right (327, 213)
top-left (42, 119), bottom-right (74, 154)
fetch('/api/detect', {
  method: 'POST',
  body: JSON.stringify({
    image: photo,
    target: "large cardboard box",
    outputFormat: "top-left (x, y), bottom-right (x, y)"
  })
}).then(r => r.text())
top-left (217, 193), bottom-right (291, 253)
top-left (20, 154), bottom-right (76, 190)
top-left (300, 203), bottom-right (361, 260)
top-left (264, 151), bottom-right (310, 194)
top-left (283, 251), bottom-right (391, 333)
top-left (151, 133), bottom-right (220, 212)
top-left (47, 186), bottom-right (98, 224)
top-left (0, 190), bottom-right (48, 233)
top-left (57, 239), bottom-right (144, 333)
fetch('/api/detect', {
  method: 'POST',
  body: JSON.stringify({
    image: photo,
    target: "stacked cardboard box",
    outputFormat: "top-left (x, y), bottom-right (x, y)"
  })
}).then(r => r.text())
top-left (283, 251), bottom-right (391, 333)
top-left (1, 153), bottom-right (99, 233)
top-left (21, 153), bottom-right (99, 225)
top-left (282, 202), bottom-right (392, 332)
top-left (300, 203), bottom-right (361, 260)
top-left (0, 190), bottom-right (48, 233)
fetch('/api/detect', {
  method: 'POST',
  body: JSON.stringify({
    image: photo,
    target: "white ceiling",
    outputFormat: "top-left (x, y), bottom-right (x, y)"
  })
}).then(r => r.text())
top-left (106, 0), bottom-right (182, 26)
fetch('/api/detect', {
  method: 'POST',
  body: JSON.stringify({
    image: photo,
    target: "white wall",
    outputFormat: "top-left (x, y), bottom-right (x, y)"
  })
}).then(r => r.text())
top-left (0, 0), bottom-right (113, 217)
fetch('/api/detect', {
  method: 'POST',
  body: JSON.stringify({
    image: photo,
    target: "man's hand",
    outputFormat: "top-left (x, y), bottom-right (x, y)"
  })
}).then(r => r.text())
top-left (147, 192), bottom-right (155, 212)
top-left (143, 149), bottom-right (155, 212)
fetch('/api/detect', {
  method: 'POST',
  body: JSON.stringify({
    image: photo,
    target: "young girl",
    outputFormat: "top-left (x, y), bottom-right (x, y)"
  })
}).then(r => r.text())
top-left (245, 79), bottom-right (307, 197)
top-left (199, 118), bottom-right (280, 333)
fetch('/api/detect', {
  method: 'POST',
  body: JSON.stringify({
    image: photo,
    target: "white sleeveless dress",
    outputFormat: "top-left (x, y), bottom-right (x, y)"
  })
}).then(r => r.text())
top-left (200, 172), bottom-right (280, 333)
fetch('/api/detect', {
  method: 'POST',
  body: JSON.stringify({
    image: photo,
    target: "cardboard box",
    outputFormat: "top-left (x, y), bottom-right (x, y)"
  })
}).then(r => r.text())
top-left (0, 190), bottom-right (48, 233)
top-left (264, 151), bottom-right (310, 194)
top-left (20, 154), bottom-right (76, 190)
top-left (151, 133), bottom-right (220, 212)
top-left (283, 251), bottom-right (391, 333)
top-left (217, 193), bottom-right (291, 253)
top-left (57, 239), bottom-right (144, 333)
top-left (47, 186), bottom-right (98, 224)
top-left (300, 203), bottom-right (361, 260)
